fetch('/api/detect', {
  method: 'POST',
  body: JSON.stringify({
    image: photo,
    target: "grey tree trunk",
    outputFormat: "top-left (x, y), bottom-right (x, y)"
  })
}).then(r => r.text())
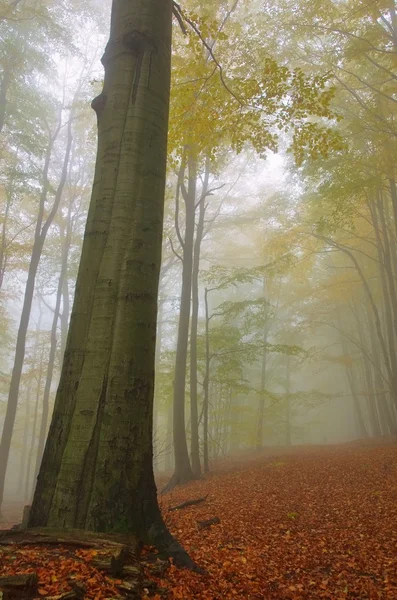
top-left (285, 354), bottom-right (291, 446)
top-left (26, 334), bottom-right (46, 502)
top-left (33, 120), bottom-right (74, 486)
top-left (256, 277), bottom-right (268, 450)
top-left (33, 223), bottom-right (73, 484)
top-left (203, 287), bottom-right (211, 473)
top-left (0, 62), bottom-right (11, 134)
top-left (189, 160), bottom-right (210, 477)
top-left (167, 154), bottom-right (197, 489)
top-left (29, 0), bottom-right (194, 567)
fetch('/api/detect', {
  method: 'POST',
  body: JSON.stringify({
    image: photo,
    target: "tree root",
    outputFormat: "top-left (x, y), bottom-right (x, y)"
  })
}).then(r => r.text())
top-left (147, 519), bottom-right (206, 574)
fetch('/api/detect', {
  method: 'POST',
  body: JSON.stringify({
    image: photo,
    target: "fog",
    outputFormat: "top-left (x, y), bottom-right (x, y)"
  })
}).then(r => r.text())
top-left (0, 0), bottom-right (396, 569)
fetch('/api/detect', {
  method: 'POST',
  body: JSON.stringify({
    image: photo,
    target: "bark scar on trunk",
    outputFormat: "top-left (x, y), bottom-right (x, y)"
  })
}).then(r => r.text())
top-left (122, 31), bottom-right (157, 54)
top-left (122, 32), bottom-right (157, 106)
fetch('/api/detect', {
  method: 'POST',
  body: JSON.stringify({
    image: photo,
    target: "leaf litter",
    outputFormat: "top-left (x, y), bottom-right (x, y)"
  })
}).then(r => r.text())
top-left (0, 444), bottom-right (396, 599)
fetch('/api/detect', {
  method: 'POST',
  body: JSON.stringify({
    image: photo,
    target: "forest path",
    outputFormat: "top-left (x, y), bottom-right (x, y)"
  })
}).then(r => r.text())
top-left (157, 444), bottom-right (397, 599)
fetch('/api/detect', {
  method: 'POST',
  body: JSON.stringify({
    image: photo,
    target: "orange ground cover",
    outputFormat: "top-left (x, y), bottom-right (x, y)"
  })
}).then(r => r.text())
top-left (155, 445), bottom-right (397, 599)
top-left (0, 444), bottom-right (396, 599)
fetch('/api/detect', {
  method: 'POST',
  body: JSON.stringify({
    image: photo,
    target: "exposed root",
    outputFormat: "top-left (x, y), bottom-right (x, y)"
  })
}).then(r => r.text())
top-left (147, 519), bottom-right (206, 574)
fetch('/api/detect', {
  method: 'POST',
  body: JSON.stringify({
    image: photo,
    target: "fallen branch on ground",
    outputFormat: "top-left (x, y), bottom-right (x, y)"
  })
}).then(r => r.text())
top-left (197, 517), bottom-right (221, 530)
top-left (169, 495), bottom-right (208, 511)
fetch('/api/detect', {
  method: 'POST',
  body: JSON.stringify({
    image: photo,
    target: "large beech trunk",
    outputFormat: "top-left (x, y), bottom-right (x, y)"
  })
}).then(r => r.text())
top-left (29, 0), bottom-right (194, 567)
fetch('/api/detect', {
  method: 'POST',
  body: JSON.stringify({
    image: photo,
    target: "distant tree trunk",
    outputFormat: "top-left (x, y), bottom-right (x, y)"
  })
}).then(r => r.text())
top-left (285, 354), bottom-right (291, 446)
top-left (33, 194), bottom-right (74, 487)
top-left (256, 277), bottom-right (268, 450)
top-left (167, 154), bottom-right (197, 489)
top-left (389, 178), bottom-right (397, 239)
top-left (189, 159), bottom-right (210, 477)
top-left (165, 392), bottom-right (173, 472)
top-left (59, 219), bottom-right (72, 361)
top-left (370, 201), bottom-right (397, 408)
top-left (203, 287), bottom-right (211, 473)
top-left (17, 387), bottom-right (31, 497)
top-left (153, 295), bottom-right (164, 470)
top-left (16, 307), bottom-right (43, 497)
top-left (0, 192), bottom-right (11, 290)
top-left (366, 307), bottom-right (397, 436)
top-left (29, 0), bottom-right (193, 567)
top-left (0, 62), bottom-right (11, 134)
top-left (0, 114), bottom-right (69, 516)
top-left (351, 302), bottom-right (381, 437)
top-left (25, 335), bottom-right (46, 502)
top-left (317, 233), bottom-right (397, 406)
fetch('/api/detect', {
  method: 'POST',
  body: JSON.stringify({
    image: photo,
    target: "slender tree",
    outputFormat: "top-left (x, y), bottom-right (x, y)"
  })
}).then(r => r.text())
top-left (0, 101), bottom-right (74, 516)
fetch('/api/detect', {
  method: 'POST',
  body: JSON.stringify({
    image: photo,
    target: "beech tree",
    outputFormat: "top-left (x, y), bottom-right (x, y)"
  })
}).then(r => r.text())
top-left (28, 0), bottom-right (195, 565)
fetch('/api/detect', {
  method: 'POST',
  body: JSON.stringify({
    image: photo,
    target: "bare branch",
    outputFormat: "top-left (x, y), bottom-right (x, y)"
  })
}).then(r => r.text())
top-left (169, 237), bottom-right (183, 263)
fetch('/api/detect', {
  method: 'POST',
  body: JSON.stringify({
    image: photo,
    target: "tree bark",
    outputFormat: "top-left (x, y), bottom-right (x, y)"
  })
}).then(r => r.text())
top-left (29, 0), bottom-right (196, 569)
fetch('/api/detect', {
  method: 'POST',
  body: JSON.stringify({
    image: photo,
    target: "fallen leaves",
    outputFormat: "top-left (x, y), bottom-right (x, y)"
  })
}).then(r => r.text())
top-left (0, 445), bottom-right (396, 599)
top-left (0, 545), bottom-right (121, 598)
top-left (156, 444), bottom-right (397, 599)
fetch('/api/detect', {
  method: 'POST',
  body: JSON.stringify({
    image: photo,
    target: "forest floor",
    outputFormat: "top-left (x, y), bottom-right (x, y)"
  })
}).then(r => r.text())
top-left (0, 443), bottom-right (396, 599)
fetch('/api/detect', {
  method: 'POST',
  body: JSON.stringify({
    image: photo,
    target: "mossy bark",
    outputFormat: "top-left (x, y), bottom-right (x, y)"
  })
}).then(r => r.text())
top-left (29, 0), bottom-right (195, 567)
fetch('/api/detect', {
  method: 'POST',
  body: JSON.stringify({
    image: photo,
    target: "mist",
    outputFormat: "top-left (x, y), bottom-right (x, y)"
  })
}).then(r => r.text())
top-left (0, 0), bottom-right (396, 598)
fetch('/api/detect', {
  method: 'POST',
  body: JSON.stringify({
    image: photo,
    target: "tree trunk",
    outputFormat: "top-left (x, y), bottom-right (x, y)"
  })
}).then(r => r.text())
top-left (26, 335), bottom-right (46, 503)
top-left (285, 354), bottom-right (291, 446)
top-left (366, 305), bottom-right (397, 436)
top-left (33, 131), bottom-right (74, 487)
top-left (60, 274), bottom-right (70, 360)
top-left (0, 192), bottom-right (11, 290)
top-left (59, 210), bottom-right (73, 362)
top-left (16, 304), bottom-right (43, 498)
top-left (203, 287), bottom-right (210, 473)
top-left (0, 106), bottom-right (71, 515)
top-left (0, 63), bottom-right (11, 134)
top-left (370, 201), bottom-right (397, 408)
top-left (153, 294), bottom-right (164, 471)
top-left (29, 0), bottom-right (194, 568)
top-left (168, 153), bottom-right (197, 488)
top-left (17, 387), bottom-right (31, 497)
top-left (351, 302), bottom-right (382, 437)
top-left (189, 159), bottom-right (210, 477)
top-left (256, 277), bottom-right (268, 450)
